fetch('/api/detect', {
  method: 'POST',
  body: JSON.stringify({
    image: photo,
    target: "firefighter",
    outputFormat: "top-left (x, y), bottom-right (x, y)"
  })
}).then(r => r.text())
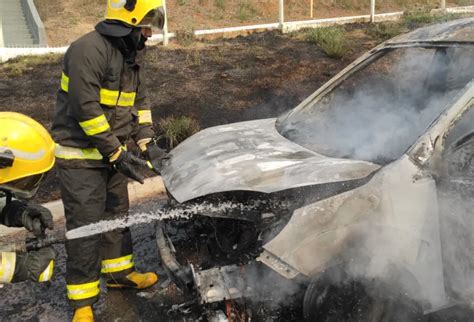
top-left (0, 112), bottom-right (56, 284)
top-left (51, 0), bottom-right (167, 321)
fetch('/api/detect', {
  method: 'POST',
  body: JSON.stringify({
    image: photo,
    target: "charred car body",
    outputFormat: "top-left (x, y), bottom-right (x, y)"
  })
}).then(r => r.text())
top-left (160, 19), bottom-right (474, 319)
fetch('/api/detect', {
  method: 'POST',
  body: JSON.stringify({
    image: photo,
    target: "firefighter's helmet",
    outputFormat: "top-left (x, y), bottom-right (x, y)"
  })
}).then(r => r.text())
top-left (0, 112), bottom-right (55, 198)
top-left (106, 0), bottom-right (165, 29)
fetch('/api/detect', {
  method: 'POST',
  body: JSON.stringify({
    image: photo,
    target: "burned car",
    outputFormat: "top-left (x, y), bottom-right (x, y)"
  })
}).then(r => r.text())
top-left (159, 18), bottom-right (474, 320)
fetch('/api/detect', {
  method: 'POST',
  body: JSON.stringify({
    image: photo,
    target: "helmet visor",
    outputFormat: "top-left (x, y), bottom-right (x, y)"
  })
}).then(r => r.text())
top-left (0, 173), bottom-right (44, 199)
top-left (138, 7), bottom-right (165, 30)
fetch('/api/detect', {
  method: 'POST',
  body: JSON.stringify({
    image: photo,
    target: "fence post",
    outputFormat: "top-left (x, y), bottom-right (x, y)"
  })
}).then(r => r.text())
top-left (310, 0), bottom-right (313, 19)
top-left (370, 0), bottom-right (376, 23)
top-left (279, 0), bottom-right (285, 31)
top-left (162, 0), bottom-right (169, 46)
top-left (440, 0), bottom-right (446, 10)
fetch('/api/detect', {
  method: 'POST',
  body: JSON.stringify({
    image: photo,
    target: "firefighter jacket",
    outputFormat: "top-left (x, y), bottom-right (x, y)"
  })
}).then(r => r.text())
top-left (51, 30), bottom-right (154, 166)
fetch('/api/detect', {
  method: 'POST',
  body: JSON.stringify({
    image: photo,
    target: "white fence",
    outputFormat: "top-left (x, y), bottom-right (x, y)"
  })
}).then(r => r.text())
top-left (1, 1), bottom-right (474, 62)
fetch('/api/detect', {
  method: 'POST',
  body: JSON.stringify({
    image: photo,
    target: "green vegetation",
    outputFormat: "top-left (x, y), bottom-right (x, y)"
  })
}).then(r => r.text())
top-left (214, 0), bottom-right (225, 10)
top-left (305, 27), bottom-right (350, 59)
top-left (0, 54), bottom-right (62, 77)
top-left (175, 29), bottom-right (195, 46)
top-left (365, 11), bottom-right (467, 42)
top-left (403, 10), bottom-right (462, 26)
top-left (186, 50), bottom-right (202, 66)
top-left (157, 116), bottom-right (200, 149)
top-left (177, 0), bottom-right (189, 5)
top-left (235, 0), bottom-right (259, 21)
top-left (367, 22), bottom-right (406, 41)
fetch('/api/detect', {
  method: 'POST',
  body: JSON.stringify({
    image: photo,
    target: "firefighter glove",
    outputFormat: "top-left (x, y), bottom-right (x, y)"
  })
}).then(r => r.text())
top-left (0, 200), bottom-right (54, 237)
top-left (12, 247), bottom-right (56, 283)
top-left (110, 148), bottom-right (147, 184)
top-left (138, 139), bottom-right (168, 174)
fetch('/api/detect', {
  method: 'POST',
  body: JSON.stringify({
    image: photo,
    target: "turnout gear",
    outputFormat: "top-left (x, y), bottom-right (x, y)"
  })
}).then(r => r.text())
top-left (1, 248), bottom-right (55, 284)
top-left (105, 271), bottom-right (157, 289)
top-left (58, 166), bottom-right (146, 308)
top-left (72, 306), bottom-right (94, 322)
top-left (105, 0), bottom-right (164, 29)
top-left (0, 112), bottom-right (56, 285)
top-left (12, 247), bottom-right (56, 283)
top-left (1, 200), bottom-right (54, 237)
top-left (0, 112), bottom-right (55, 199)
top-left (51, 31), bottom-right (155, 165)
top-left (52, 1), bottom-right (159, 311)
top-left (109, 147), bottom-right (147, 183)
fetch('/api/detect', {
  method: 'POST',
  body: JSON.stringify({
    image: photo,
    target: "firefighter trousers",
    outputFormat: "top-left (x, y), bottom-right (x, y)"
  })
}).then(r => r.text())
top-left (58, 166), bottom-right (135, 308)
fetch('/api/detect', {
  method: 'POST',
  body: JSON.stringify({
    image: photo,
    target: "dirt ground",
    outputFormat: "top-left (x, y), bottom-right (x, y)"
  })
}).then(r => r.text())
top-left (32, 0), bottom-right (473, 46)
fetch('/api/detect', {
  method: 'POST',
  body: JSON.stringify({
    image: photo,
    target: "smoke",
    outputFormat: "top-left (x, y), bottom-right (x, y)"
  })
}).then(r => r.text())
top-left (278, 46), bottom-right (474, 164)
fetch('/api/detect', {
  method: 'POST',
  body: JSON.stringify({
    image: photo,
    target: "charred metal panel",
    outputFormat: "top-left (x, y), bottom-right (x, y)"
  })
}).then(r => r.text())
top-left (161, 119), bottom-right (380, 203)
top-left (262, 156), bottom-right (447, 310)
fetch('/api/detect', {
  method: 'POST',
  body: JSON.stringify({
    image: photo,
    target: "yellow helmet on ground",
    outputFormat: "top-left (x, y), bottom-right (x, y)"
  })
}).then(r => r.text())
top-left (0, 112), bottom-right (55, 198)
top-left (105, 0), bottom-right (164, 29)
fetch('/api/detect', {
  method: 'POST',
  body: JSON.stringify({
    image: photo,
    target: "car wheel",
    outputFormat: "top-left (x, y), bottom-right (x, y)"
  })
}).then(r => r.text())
top-left (303, 270), bottom-right (422, 322)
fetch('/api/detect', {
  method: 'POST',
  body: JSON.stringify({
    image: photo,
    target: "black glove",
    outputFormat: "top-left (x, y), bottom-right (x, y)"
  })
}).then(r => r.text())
top-left (12, 247), bottom-right (56, 283)
top-left (110, 149), bottom-right (147, 184)
top-left (0, 200), bottom-right (54, 237)
top-left (144, 140), bottom-right (169, 175)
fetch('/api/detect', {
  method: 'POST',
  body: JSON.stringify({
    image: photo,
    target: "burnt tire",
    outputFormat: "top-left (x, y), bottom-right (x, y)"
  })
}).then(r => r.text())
top-left (303, 273), bottom-right (422, 322)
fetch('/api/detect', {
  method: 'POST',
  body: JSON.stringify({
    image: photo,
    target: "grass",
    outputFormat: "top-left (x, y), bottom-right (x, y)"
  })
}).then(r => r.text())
top-left (366, 22), bottom-right (406, 41)
top-left (186, 50), bottom-right (202, 67)
top-left (215, 0), bottom-right (225, 10)
top-left (175, 29), bottom-right (195, 46)
top-left (305, 27), bottom-right (350, 59)
top-left (403, 10), bottom-right (462, 26)
top-left (0, 54), bottom-right (62, 77)
top-left (235, 0), bottom-right (259, 21)
top-left (364, 11), bottom-right (467, 42)
top-left (157, 116), bottom-right (200, 149)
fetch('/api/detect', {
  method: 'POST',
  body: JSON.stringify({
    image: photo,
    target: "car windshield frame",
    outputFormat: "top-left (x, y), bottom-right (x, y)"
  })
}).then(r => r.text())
top-left (276, 43), bottom-right (474, 164)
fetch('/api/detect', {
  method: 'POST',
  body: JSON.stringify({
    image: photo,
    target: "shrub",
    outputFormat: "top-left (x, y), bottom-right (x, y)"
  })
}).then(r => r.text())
top-left (305, 27), bottom-right (350, 59)
top-left (175, 29), bottom-right (195, 47)
top-left (367, 22), bottom-right (406, 42)
top-left (157, 116), bottom-right (201, 149)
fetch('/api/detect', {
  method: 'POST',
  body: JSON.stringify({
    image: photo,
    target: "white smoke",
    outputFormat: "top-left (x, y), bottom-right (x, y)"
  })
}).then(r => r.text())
top-left (279, 45), bottom-right (474, 164)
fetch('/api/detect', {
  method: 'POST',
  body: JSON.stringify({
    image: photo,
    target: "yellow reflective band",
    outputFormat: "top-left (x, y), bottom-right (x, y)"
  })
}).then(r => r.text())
top-left (55, 144), bottom-right (103, 160)
top-left (61, 72), bottom-right (69, 92)
top-left (138, 110), bottom-right (152, 124)
top-left (101, 254), bottom-right (134, 274)
top-left (100, 89), bottom-right (136, 107)
top-left (38, 260), bottom-right (54, 282)
top-left (79, 114), bottom-right (110, 136)
top-left (60, 73), bottom-right (135, 107)
top-left (67, 280), bottom-right (100, 301)
top-left (0, 252), bottom-right (16, 284)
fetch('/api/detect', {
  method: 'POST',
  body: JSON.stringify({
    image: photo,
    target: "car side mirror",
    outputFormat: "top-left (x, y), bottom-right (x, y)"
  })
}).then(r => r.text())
top-left (409, 135), bottom-right (437, 167)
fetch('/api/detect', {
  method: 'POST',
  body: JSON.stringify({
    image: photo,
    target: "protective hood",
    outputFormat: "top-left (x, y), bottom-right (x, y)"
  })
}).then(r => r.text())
top-left (161, 118), bottom-right (381, 203)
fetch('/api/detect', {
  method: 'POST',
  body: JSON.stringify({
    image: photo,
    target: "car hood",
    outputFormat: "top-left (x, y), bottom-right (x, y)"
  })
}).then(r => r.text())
top-left (161, 118), bottom-right (381, 203)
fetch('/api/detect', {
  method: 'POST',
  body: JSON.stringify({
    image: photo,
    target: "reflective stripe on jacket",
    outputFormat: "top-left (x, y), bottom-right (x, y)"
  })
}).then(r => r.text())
top-left (51, 31), bottom-right (154, 163)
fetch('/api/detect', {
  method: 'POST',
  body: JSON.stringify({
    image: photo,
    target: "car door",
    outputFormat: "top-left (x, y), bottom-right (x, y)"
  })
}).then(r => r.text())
top-left (430, 100), bottom-right (474, 304)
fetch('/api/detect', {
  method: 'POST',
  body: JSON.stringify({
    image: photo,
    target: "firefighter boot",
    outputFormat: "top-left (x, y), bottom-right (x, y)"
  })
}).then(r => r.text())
top-left (72, 306), bottom-right (94, 322)
top-left (106, 271), bottom-right (158, 289)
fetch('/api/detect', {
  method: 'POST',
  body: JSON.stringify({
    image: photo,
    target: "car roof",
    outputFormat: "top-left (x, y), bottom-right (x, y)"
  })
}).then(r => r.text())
top-left (387, 17), bottom-right (474, 44)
